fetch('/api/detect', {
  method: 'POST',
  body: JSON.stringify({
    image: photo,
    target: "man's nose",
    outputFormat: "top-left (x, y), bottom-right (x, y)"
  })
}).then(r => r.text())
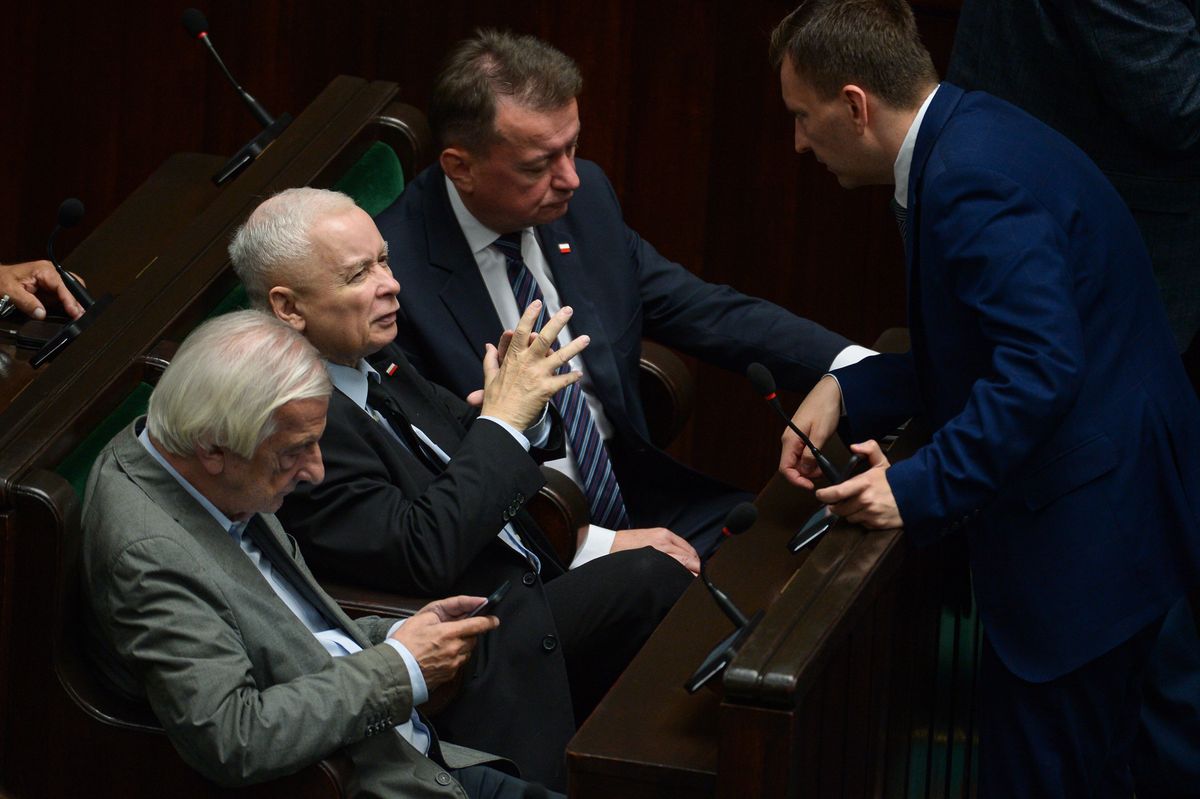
top-left (794, 121), bottom-right (811, 154)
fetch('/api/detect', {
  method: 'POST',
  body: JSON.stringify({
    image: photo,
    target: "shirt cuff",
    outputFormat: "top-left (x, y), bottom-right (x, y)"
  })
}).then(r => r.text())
top-left (383, 621), bottom-right (429, 706)
top-left (829, 344), bottom-right (878, 371)
top-left (478, 415), bottom-right (532, 451)
top-left (523, 405), bottom-right (552, 449)
top-left (569, 524), bottom-right (617, 569)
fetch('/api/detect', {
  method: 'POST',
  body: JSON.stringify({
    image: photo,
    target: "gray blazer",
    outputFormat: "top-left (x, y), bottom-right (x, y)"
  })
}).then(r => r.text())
top-left (81, 420), bottom-right (495, 798)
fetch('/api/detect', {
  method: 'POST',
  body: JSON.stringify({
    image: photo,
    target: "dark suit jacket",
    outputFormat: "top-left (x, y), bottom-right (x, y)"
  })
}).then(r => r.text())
top-left (373, 160), bottom-right (853, 538)
top-left (82, 421), bottom-right (494, 798)
top-left (948, 0), bottom-right (1200, 348)
top-left (276, 348), bottom-right (577, 786)
top-left (834, 85), bottom-right (1200, 683)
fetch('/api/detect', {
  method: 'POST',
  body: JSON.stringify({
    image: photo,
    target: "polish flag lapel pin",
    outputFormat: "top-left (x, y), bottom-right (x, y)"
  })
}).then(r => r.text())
top-left (385, 363), bottom-right (398, 377)
top-left (557, 241), bottom-right (572, 254)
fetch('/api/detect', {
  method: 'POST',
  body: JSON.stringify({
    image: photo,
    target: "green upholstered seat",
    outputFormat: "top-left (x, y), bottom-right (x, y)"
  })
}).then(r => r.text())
top-left (55, 382), bottom-right (154, 498)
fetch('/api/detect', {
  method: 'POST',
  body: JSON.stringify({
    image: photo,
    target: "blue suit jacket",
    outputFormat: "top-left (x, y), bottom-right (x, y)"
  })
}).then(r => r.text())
top-left (374, 160), bottom-right (852, 535)
top-left (834, 84), bottom-right (1200, 682)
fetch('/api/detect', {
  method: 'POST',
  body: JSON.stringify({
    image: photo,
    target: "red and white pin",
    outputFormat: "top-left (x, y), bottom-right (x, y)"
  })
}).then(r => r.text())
top-left (557, 242), bottom-right (572, 254)
top-left (385, 363), bottom-right (398, 377)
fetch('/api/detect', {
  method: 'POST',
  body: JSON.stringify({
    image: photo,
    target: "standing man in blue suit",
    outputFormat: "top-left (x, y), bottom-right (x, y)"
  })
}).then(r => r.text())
top-left (770, 1), bottom-right (1200, 795)
top-left (947, 3), bottom-right (1200, 793)
top-left (374, 29), bottom-right (870, 558)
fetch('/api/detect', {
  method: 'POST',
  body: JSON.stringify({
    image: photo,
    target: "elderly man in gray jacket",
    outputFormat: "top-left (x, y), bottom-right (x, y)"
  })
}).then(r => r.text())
top-left (81, 310), bottom-right (558, 798)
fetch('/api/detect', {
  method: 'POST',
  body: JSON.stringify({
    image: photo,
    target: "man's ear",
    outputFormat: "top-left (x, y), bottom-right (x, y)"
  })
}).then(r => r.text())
top-left (440, 146), bottom-right (475, 193)
top-left (268, 286), bottom-right (306, 332)
top-left (842, 84), bottom-right (870, 133)
top-left (194, 443), bottom-right (226, 476)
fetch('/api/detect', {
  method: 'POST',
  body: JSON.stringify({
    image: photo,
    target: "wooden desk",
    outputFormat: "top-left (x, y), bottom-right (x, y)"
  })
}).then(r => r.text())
top-left (0, 153), bottom-right (224, 410)
top-left (568, 423), bottom-right (980, 797)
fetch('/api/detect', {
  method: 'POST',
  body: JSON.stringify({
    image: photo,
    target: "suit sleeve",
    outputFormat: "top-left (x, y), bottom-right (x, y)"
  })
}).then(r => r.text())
top-left (881, 167), bottom-right (1087, 545)
top-left (1054, 0), bottom-right (1200, 152)
top-left (592, 170), bottom-right (855, 390)
top-left (94, 536), bottom-right (414, 788)
top-left (284, 390), bottom-right (550, 597)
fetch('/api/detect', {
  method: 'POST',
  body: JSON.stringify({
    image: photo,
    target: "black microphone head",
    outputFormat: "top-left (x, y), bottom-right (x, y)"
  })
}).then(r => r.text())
top-left (722, 502), bottom-right (758, 537)
top-left (746, 362), bottom-right (777, 398)
top-left (56, 198), bottom-right (85, 229)
top-left (182, 8), bottom-right (208, 38)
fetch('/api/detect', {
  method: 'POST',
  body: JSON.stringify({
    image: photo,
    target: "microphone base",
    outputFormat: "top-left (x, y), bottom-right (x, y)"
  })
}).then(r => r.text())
top-left (212, 113), bottom-right (294, 186)
top-left (29, 295), bottom-right (112, 369)
top-left (684, 609), bottom-right (765, 695)
top-left (789, 506), bottom-right (839, 553)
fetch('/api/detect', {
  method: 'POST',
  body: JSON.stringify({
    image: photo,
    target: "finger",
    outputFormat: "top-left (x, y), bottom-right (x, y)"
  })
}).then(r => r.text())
top-left (482, 343), bottom-right (500, 383)
top-left (7, 285), bottom-right (48, 321)
top-left (429, 595), bottom-right (488, 620)
top-left (544, 368), bottom-right (583, 392)
top-left (465, 389), bottom-right (484, 407)
top-left (535, 305), bottom-right (574, 351)
top-left (446, 616), bottom-right (499, 638)
top-left (815, 479), bottom-right (856, 505)
top-left (495, 330), bottom-right (515, 363)
top-left (851, 440), bottom-right (889, 468)
top-left (509, 301), bottom-right (543, 354)
top-left (551, 334), bottom-right (590, 367)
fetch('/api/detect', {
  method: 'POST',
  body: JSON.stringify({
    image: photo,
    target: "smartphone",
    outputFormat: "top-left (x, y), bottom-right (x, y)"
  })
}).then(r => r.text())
top-left (467, 579), bottom-right (511, 617)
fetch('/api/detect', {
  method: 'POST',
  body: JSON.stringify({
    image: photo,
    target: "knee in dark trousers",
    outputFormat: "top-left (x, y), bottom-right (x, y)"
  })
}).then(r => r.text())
top-left (545, 547), bottom-right (691, 722)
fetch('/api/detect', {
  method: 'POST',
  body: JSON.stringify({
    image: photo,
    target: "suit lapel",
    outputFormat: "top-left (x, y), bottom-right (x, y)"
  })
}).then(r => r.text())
top-left (244, 516), bottom-right (373, 650)
top-left (423, 167), bottom-right (507, 356)
top-left (535, 217), bottom-right (631, 425)
top-left (904, 83), bottom-right (966, 367)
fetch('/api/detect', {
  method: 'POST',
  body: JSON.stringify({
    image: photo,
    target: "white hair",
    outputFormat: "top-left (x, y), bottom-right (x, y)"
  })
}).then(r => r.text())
top-left (147, 310), bottom-right (331, 459)
top-left (228, 187), bottom-right (360, 308)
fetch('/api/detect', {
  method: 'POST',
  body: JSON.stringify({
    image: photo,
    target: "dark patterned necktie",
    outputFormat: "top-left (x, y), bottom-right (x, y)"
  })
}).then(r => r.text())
top-left (365, 379), bottom-right (445, 475)
top-left (492, 232), bottom-right (630, 530)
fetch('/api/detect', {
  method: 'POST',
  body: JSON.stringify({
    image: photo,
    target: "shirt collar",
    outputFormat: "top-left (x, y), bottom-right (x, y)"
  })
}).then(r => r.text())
top-left (892, 84), bottom-right (941, 209)
top-left (325, 358), bottom-right (380, 411)
top-left (445, 176), bottom-right (529, 256)
top-left (137, 423), bottom-right (242, 537)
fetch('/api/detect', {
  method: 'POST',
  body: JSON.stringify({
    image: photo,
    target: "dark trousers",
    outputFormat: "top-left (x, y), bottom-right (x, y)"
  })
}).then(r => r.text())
top-left (452, 765), bottom-right (565, 799)
top-left (545, 547), bottom-right (692, 723)
top-left (979, 615), bottom-right (1164, 798)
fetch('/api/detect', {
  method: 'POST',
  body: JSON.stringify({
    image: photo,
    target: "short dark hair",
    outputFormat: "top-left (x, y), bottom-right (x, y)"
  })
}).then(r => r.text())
top-left (769, 0), bottom-right (938, 108)
top-left (430, 29), bottom-right (583, 153)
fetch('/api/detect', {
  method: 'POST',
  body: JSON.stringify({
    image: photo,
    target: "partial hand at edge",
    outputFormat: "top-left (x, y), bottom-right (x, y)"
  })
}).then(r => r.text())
top-left (0, 259), bottom-right (84, 320)
top-left (779, 374), bottom-right (843, 490)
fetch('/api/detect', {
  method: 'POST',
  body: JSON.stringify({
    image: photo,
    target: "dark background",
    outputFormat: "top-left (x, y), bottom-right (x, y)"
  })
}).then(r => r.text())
top-left (0, 1), bottom-right (959, 493)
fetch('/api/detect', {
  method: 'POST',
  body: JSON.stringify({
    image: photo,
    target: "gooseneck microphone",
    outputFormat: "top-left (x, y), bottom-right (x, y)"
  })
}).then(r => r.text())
top-left (181, 8), bottom-right (293, 185)
top-left (29, 198), bottom-right (113, 368)
top-left (700, 503), bottom-right (758, 628)
top-left (685, 503), bottom-right (765, 693)
top-left (182, 9), bottom-right (275, 128)
top-left (746, 362), bottom-right (845, 483)
top-left (46, 198), bottom-right (95, 309)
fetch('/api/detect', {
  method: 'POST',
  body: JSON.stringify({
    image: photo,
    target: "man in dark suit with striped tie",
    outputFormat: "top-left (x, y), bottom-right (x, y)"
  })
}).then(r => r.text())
top-left (230, 187), bottom-right (694, 789)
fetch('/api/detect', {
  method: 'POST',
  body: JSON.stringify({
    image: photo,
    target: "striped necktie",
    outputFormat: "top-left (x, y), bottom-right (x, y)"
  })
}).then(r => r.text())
top-left (492, 232), bottom-right (630, 530)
